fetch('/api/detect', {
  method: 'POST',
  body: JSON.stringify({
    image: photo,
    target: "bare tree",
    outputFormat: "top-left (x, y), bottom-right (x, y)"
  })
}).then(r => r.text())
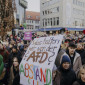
top-left (0, 0), bottom-right (16, 39)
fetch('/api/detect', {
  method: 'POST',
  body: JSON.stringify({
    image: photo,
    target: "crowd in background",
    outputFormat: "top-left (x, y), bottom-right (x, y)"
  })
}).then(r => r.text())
top-left (0, 31), bottom-right (85, 85)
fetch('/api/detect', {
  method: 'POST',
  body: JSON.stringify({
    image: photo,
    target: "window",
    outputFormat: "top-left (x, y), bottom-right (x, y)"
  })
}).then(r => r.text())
top-left (35, 26), bottom-right (39, 29)
top-left (42, 3), bottom-right (44, 6)
top-left (35, 20), bottom-right (39, 24)
top-left (48, 18), bottom-right (49, 25)
top-left (75, 21), bottom-right (77, 26)
top-left (50, 18), bottom-right (52, 26)
top-left (73, 0), bottom-right (85, 7)
top-left (57, 7), bottom-right (59, 12)
top-left (36, 16), bottom-right (40, 19)
top-left (48, 10), bottom-right (50, 14)
top-left (45, 10), bottom-right (47, 14)
top-left (28, 15), bottom-right (31, 18)
top-left (57, 17), bottom-right (59, 25)
top-left (53, 18), bottom-right (55, 25)
top-left (43, 19), bottom-right (45, 27)
top-left (30, 20), bottom-right (31, 23)
top-left (45, 19), bottom-right (47, 26)
top-left (32, 20), bottom-right (33, 23)
top-left (43, 11), bottom-right (44, 15)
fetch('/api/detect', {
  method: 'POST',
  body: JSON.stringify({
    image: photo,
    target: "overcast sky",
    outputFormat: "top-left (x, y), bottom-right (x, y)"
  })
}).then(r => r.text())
top-left (26, 0), bottom-right (40, 12)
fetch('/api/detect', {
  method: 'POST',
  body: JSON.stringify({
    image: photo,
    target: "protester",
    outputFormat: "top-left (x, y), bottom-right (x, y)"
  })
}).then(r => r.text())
top-left (76, 43), bottom-right (85, 65)
top-left (7, 44), bottom-right (13, 53)
top-left (55, 42), bottom-right (82, 74)
top-left (58, 55), bottom-right (76, 85)
top-left (0, 43), bottom-right (9, 85)
top-left (0, 43), bottom-right (9, 63)
top-left (0, 30), bottom-right (85, 85)
top-left (9, 57), bottom-right (21, 85)
top-left (65, 42), bottom-right (82, 74)
top-left (8, 45), bottom-right (22, 69)
top-left (73, 64), bottom-right (85, 85)
top-left (52, 65), bottom-right (60, 85)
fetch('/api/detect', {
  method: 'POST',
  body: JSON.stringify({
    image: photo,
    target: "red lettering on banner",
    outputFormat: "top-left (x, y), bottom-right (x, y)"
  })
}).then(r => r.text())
top-left (40, 68), bottom-right (46, 83)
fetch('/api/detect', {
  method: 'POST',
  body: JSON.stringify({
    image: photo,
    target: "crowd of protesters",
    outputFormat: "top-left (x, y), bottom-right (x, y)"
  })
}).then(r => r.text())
top-left (0, 31), bottom-right (85, 85)
top-left (54, 33), bottom-right (85, 85)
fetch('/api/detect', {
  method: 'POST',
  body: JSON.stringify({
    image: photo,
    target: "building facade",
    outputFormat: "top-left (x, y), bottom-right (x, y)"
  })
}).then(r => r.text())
top-left (40, 0), bottom-right (85, 30)
top-left (26, 11), bottom-right (40, 31)
top-left (14, 0), bottom-right (28, 27)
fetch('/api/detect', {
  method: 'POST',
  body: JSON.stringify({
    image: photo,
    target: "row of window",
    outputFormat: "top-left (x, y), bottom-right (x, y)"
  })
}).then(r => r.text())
top-left (26, 20), bottom-right (40, 24)
top-left (27, 25), bottom-right (33, 29)
top-left (42, 18), bottom-right (84, 27)
top-left (74, 20), bottom-right (84, 26)
top-left (73, 8), bottom-right (85, 15)
top-left (42, 0), bottom-right (61, 7)
top-left (26, 20), bottom-right (33, 23)
top-left (73, 0), bottom-right (85, 7)
top-left (35, 20), bottom-right (40, 24)
top-left (28, 15), bottom-right (40, 19)
top-left (42, 0), bottom-right (85, 8)
top-left (27, 25), bottom-right (39, 29)
top-left (35, 26), bottom-right (39, 29)
top-left (42, 6), bottom-right (59, 15)
top-left (43, 17), bottom-right (59, 27)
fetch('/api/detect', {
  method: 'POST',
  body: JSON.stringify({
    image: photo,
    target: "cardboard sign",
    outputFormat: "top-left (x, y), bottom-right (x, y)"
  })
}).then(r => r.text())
top-left (20, 35), bottom-right (63, 85)
top-left (24, 31), bottom-right (32, 40)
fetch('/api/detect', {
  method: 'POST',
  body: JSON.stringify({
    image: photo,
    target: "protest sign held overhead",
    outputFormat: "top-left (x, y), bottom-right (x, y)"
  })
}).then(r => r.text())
top-left (24, 31), bottom-right (32, 41)
top-left (20, 35), bottom-right (63, 85)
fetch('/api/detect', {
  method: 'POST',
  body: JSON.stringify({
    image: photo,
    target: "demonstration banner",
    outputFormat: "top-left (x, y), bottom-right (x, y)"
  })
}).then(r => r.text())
top-left (24, 31), bottom-right (32, 40)
top-left (20, 35), bottom-right (63, 85)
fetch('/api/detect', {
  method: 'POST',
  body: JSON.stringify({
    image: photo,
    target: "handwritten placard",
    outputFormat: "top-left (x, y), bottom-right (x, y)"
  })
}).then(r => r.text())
top-left (20, 35), bottom-right (63, 85)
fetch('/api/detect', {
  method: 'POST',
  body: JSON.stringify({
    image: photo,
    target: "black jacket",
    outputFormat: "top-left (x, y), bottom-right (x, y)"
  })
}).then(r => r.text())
top-left (58, 65), bottom-right (76, 85)
top-left (13, 73), bottom-right (20, 85)
top-left (73, 79), bottom-right (85, 85)
top-left (76, 49), bottom-right (85, 65)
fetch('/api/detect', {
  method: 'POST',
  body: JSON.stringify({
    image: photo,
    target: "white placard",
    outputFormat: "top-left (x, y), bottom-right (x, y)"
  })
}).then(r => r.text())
top-left (20, 35), bottom-right (63, 85)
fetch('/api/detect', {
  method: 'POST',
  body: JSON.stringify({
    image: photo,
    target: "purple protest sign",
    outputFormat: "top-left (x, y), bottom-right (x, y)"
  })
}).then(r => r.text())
top-left (24, 31), bottom-right (32, 40)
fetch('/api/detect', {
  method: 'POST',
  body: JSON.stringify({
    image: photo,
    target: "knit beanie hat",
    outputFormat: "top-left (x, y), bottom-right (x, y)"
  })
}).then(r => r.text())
top-left (61, 55), bottom-right (71, 64)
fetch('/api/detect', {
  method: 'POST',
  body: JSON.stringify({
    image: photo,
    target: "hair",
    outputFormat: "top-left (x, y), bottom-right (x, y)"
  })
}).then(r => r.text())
top-left (77, 43), bottom-right (84, 47)
top-left (12, 57), bottom-right (19, 71)
top-left (78, 64), bottom-right (85, 79)
top-left (69, 42), bottom-right (77, 48)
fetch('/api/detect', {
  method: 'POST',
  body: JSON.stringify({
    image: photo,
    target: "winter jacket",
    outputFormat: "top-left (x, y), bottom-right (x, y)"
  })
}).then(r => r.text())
top-left (76, 49), bottom-right (85, 65)
top-left (58, 66), bottom-right (76, 85)
top-left (55, 49), bottom-right (65, 67)
top-left (72, 81), bottom-right (80, 85)
top-left (9, 66), bottom-right (20, 85)
top-left (13, 74), bottom-right (20, 85)
top-left (72, 79), bottom-right (85, 85)
top-left (53, 71), bottom-right (60, 85)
